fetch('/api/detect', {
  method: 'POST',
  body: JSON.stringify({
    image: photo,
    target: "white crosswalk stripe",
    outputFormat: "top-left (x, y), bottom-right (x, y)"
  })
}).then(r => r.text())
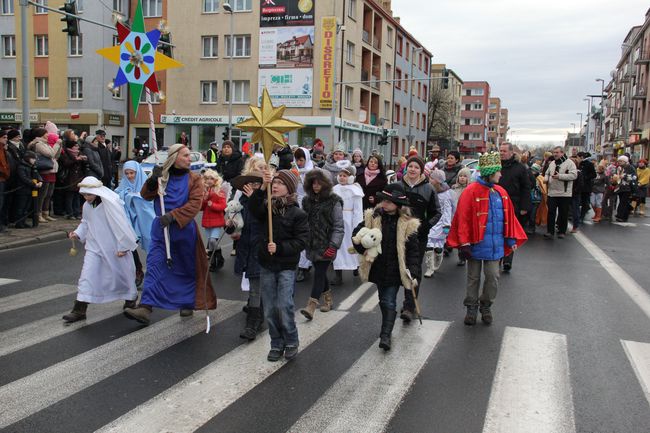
top-left (0, 284), bottom-right (77, 314)
top-left (621, 340), bottom-right (650, 407)
top-left (0, 278), bottom-right (20, 287)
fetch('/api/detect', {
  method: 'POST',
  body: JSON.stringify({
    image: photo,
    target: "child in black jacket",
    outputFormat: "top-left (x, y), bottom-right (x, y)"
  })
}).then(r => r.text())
top-left (14, 151), bottom-right (42, 228)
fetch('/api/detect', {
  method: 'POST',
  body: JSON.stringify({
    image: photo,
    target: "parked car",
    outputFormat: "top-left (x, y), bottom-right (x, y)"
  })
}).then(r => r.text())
top-left (141, 150), bottom-right (216, 176)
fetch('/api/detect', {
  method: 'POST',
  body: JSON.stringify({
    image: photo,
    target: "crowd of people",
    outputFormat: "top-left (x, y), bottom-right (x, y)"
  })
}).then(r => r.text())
top-left (1, 123), bottom-right (647, 362)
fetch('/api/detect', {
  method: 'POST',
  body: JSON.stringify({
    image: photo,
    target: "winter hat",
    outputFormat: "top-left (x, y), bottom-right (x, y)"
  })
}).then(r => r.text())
top-left (0, 130), bottom-right (6, 138)
top-left (531, 163), bottom-right (542, 173)
top-left (618, 155), bottom-right (629, 163)
top-left (429, 169), bottom-right (446, 184)
top-left (478, 152), bottom-right (502, 177)
top-left (47, 133), bottom-right (59, 146)
top-left (334, 141), bottom-right (347, 154)
top-left (7, 129), bottom-right (20, 141)
top-left (274, 169), bottom-right (299, 195)
top-left (94, 129), bottom-right (106, 137)
top-left (406, 156), bottom-right (425, 173)
top-left (222, 140), bottom-right (235, 151)
top-left (376, 183), bottom-right (410, 207)
top-left (44, 121), bottom-right (58, 135)
top-left (408, 146), bottom-right (418, 158)
top-left (23, 150), bottom-right (37, 162)
top-left (340, 164), bottom-right (356, 177)
top-left (457, 167), bottom-right (472, 181)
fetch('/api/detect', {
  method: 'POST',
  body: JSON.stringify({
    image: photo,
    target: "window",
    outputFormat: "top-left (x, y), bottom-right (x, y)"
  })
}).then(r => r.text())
top-left (112, 35), bottom-right (119, 46)
top-left (68, 77), bottom-right (83, 100)
top-left (402, 107), bottom-right (407, 126)
top-left (142, 0), bottom-right (162, 17)
top-left (394, 103), bottom-right (400, 124)
top-left (386, 27), bottom-right (393, 47)
top-left (2, 35), bottom-right (16, 57)
top-left (113, 0), bottom-right (123, 12)
top-left (1, 0), bottom-right (14, 15)
top-left (422, 84), bottom-right (427, 100)
top-left (76, 0), bottom-right (83, 12)
top-left (384, 100), bottom-right (390, 118)
top-left (202, 36), bottom-right (218, 58)
top-left (346, 41), bottom-right (355, 65)
top-left (112, 85), bottom-right (122, 99)
top-left (417, 82), bottom-right (421, 99)
top-left (465, 104), bottom-right (471, 111)
top-left (405, 42), bottom-right (410, 60)
top-left (419, 53), bottom-right (422, 70)
top-left (35, 35), bottom-right (48, 56)
top-left (489, 114), bottom-right (496, 120)
top-left (140, 83), bottom-right (162, 103)
top-left (471, 88), bottom-right (484, 96)
top-left (471, 132), bottom-right (481, 140)
top-left (473, 103), bottom-right (483, 110)
top-left (348, 0), bottom-right (356, 20)
top-left (3, 78), bottom-right (16, 100)
top-left (225, 35), bottom-right (251, 57)
top-left (385, 63), bottom-right (391, 81)
top-left (224, 80), bottom-right (250, 103)
top-left (233, 0), bottom-right (251, 11)
top-left (68, 34), bottom-right (83, 56)
top-left (404, 74), bottom-right (408, 94)
top-left (471, 118), bottom-right (482, 125)
top-left (203, 0), bottom-right (219, 13)
top-left (421, 115), bottom-right (426, 130)
top-left (344, 85), bottom-right (353, 109)
top-left (396, 35), bottom-right (402, 55)
top-left (201, 81), bottom-right (218, 103)
top-left (489, 103), bottom-right (496, 109)
top-left (35, 77), bottom-right (48, 99)
top-left (416, 113), bottom-right (420, 129)
top-left (424, 61), bottom-right (428, 75)
top-left (34, 0), bottom-right (47, 14)
top-left (395, 68), bottom-right (401, 89)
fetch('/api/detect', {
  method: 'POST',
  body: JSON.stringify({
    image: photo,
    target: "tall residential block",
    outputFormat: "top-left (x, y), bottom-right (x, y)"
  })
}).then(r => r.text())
top-left (460, 81), bottom-right (490, 154)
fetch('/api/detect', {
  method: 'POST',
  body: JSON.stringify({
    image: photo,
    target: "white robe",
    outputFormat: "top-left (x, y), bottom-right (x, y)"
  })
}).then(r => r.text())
top-left (427, 188), bottom-right (456, 249)
top-left (333, 183), bottom-right (364, 270)
top-left (74, 201), bottom-right (138, 303)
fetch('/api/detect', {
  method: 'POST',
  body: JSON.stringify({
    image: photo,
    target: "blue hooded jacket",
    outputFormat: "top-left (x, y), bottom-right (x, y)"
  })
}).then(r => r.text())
top-left (470, 177), bottom-right (516, 261)
top-left (115, 160), bottom-right (156, 252)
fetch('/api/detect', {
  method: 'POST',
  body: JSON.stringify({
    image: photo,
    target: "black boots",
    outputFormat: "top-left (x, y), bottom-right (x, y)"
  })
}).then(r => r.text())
top-left (464, 305), bottom-right (478, 326)
top-left (209, 249), bottom-right (225, 272)
top-left (331, 270), bottom-right (343, 286)
top-left (240, 306), bottom-right (264, 340)
top-left (479, 302), bottom-right (493, 325)
top-left (296, 267), bottom-right (309, 282)
top-left (62, 301), bottom-right (89, 323)
top-left (379, 307), bottom-right (397, 351)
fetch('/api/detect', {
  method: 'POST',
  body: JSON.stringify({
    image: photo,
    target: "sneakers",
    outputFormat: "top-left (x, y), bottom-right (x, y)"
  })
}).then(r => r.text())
top-left (179, 309), bottom-right (193, 317)
top-left (284, 345), bottom-right (299, 360)
top-left (267, 348), bottom-right (284, 362)
top-left (464, 305), bottom-right (478, 326)
top-left (230, 249), bottom-right (237, 256)
top-left (457, 259), bottom-right (466, 266)
top-left (479, 304), bottom-right (493, 325)
top-left (123, 305), bottom-right (152, 325)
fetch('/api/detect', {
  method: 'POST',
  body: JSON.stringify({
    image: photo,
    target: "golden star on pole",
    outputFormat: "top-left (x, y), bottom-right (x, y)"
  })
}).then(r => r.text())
top-left (235, 88), bottom-right (304, 162)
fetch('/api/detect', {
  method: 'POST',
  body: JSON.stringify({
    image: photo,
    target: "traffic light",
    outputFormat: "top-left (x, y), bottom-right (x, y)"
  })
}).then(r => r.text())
top-left (222, 127), bottom-right (230, 141)
top-left (158, 32), bottom-right (173, 58)
top-left (442, 68), bottom-right (449, 90)
top-left (60, 1), bottom-right (80, 37)
top-left (378, 129), bottom-right (389, 146)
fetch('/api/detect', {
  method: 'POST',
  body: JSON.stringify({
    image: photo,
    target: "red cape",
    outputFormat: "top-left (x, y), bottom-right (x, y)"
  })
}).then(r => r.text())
top-left (447, 182), bottom-right (527, 256)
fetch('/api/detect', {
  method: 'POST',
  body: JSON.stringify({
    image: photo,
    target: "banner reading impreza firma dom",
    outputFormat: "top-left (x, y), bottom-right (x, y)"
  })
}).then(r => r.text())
top-left (260, 0), bottom-right (315, 27)
top-left (319, 16), bottom-right (336, 110)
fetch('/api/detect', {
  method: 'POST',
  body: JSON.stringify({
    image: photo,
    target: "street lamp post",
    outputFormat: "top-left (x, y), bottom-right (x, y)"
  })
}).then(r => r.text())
top-left (223, 3), bottom-right (234, 141)
top-left (576, 112), bottom-right (583, 147)
top-left (407, 46), bottom-right (424, 148)
top-left (20, 0), bottom-right (30, 131)
top-left (584, 98), bottom-right (592, 152)
top-left (571, 123), bottom-right (576, 134)
top-left (596, 78), bottom-right (605, 153)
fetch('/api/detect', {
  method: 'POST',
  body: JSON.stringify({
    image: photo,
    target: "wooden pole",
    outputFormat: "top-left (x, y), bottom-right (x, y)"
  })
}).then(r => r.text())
top-left (266, 184), bottom-right (274, 247)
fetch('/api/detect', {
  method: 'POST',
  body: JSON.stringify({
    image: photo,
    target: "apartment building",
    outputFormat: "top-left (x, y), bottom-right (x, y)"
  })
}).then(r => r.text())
top-left (604, 8), bottom-right (650, 158)
top-left (499, 107), bottom-right (508, 144)
top-left (487, 97), bottom-right (501, 148)
top-left (460, 81), bottom-right (490, 154)
top-left (428, 64), bottom-right (463, 153)
top-left (0, 0), bottom-right (128, 144)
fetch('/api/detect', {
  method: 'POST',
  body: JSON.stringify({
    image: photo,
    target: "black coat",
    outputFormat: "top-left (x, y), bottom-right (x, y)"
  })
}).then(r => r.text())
top-left (443, 163), bottom-right (462, 185)
top-left (579, 160), bottom-right (596, 193)
top-left (6, 142), bottom-right (22, 188)
top-left (498, 156), bottom-right (531, 213)
top-left (16, 160), bottom-right (42, 195)
top-left (216, 150), bottom-right (245, 183)
top-left (249, 189), bottom-right (309, 272)
top-left (234, 194), bottom-right (263, 279)
top-left (58, 147), bottom-right (85, 190)
top-left (97, 143), bottom-right (113, 185)
top-left (401, 176), bottom-right (441, 242)
top-left (356, 171), bottom-right (387, 210)
top-left (80, 142), bottom-right (104, 180)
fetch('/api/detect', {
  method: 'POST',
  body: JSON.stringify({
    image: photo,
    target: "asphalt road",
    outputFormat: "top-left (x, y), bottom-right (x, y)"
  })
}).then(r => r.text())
top-left (0, 220), bottom-right (649, 433)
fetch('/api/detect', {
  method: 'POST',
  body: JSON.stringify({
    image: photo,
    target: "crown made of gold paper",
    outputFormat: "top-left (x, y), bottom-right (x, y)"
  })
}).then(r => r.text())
top-left (478, 152), bottom-right (502, 177)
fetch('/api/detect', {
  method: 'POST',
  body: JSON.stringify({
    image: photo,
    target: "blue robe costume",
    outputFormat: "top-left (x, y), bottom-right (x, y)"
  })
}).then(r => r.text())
top-left (115, 160), bottom-right (155, 252)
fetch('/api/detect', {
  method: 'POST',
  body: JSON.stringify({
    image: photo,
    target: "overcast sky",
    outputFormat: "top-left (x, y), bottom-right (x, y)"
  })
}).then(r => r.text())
top-left (391, 0), bottom-right (649, 146)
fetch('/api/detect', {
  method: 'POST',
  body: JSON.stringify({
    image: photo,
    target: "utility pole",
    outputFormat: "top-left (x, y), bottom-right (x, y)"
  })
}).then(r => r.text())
top-left (20, 0), bottom-right (29, 131)
top-left (329, 22), bottom-right (342, 153)
top-left (224, 3), bottom-right (233, 141)
top-left (583, 98), bottom-right (591, 152)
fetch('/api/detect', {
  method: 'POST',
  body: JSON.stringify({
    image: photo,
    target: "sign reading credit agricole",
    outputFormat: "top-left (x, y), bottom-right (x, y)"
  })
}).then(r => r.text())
top-left (260, 0), bottom-right (315, 27)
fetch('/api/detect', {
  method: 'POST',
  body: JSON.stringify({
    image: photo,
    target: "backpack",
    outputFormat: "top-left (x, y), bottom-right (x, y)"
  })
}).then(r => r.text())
top-left (531, 181), bottom-right (542, 204)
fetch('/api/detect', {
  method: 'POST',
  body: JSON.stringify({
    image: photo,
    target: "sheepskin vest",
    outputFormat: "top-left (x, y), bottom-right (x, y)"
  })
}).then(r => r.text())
top-left (358, 208), bottom-right (420, 290)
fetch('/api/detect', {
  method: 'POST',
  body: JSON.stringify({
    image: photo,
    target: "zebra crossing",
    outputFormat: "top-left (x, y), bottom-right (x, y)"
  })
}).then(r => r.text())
top-left (0, 278), bottom-right (648, 433)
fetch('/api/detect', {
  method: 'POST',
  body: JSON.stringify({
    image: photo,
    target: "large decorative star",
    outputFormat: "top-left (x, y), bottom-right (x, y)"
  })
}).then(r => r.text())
top-left (235, 88), bottom-right (304, 162)
top-left (96, 0), bottom-right (182, 115)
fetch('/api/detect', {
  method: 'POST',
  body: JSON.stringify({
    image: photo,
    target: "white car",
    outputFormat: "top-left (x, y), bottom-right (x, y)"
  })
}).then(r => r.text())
top-left (141, 150), bottom-right (217, 176)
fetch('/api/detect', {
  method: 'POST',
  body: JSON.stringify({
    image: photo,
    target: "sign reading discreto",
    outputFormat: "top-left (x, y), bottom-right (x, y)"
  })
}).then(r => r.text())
top-left (260, 0), bottom-right (315, 27)
top-left (319, 16), bottom-right (336, 110)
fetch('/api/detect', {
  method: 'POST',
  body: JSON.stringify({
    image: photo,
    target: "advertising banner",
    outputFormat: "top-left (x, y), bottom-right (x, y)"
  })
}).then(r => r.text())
top-left (259, 26), bottom-right (314, 68)
top-left (319, 16), bottom-right (336, 110)
top-left (260, 0), bottom-right (315, 27)
top-left (258, 68), bottom-right (313, 108)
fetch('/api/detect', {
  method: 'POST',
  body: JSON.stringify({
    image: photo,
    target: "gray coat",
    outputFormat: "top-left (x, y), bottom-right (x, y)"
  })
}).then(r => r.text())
top-left (80, 141), bottom-right (104, 180)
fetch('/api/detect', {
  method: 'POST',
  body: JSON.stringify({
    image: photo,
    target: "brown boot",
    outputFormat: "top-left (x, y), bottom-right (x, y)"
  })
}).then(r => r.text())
top-left (45, 212), bottom-right (57, 221)
top-left (39, 213), bottom-right (48, 223)
top-left (62, 301), bottom-right (88, 323)
top-left (592, 207), bottom-right (602, 223)
top-left (320, 290), bottom-right (333, 312)
top-left (123, 304), bottom-right (152, 325)
top-left (300, 297), bottom-right (319, 320)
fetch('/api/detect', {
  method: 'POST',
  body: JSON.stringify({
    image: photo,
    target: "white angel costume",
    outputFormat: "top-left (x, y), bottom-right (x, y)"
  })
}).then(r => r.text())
top-left (74, 176), bottom-right (138, 303)
top-left (332, 181), bottom-right (364, 270)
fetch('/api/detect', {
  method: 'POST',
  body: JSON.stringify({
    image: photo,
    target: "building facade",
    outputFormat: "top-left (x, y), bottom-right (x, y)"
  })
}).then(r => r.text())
top-left (428, 63), bottom-right (463, 153)
top-left (460, 81), bottom-right (490, 154)
top-left (487, 97), bottom-right (501, 149)
top-left (1, 0), bottom-right (128, 144)
top-left (499, 107), bottom-right (508, 144)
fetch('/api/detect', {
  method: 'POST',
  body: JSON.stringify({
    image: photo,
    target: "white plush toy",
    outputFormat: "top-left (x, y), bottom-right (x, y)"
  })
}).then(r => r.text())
top-left (225, 200), bottom-right (244, 235)
top-left (350, 227), bottom-right (383, 263)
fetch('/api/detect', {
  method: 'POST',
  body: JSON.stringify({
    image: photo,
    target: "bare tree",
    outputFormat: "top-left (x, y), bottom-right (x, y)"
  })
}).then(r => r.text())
top-left (427, 82), bottom-right (455, 149)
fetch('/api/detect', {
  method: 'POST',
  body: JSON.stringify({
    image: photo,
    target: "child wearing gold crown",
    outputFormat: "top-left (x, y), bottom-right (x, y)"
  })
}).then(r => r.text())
top-left (447, 152), bottom-right (527, 326)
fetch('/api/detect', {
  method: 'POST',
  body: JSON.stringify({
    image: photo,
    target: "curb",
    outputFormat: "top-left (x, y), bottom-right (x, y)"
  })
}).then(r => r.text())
top-left (0, 231), bottom-right (70, 251)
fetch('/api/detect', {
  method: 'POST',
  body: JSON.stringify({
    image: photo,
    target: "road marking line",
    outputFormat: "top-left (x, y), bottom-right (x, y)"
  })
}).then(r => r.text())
top-left (337, 282), bottom-right (374, 311)
top-left (96, 310), bottom-right (348, 433)
top-left (0, 300), bottom-right (243, 429)
top-left (287, 320), bottom-right (450, 433)
top-left (621, 340), bottom-right (650, 407)
top-left (0, 302), bottom-right (123, 357)
top-left (0, 284), bottom-right (77, 314)
top-left (0, 278), bottom-right (20, 287)
top-left (612, 222), bottom-right (637, 227)
top-left (483, 327), bottom-right (576, 433)
top-left (359, 292), bottom-right (378, 312)
top-left (644, 223), bottom-right (650, 227)
top-left (574, 231), bottom-right (650, 321)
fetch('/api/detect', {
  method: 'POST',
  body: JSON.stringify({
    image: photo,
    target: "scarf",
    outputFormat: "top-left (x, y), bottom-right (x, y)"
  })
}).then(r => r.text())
top-left (553, 155), bottom-right (568, 174)
top-left (265, 193), bottom-right (298, 216)
top-left (66, 146), bottom-right (80, 158)
top-left (364, 168), bottom-right (380, 185)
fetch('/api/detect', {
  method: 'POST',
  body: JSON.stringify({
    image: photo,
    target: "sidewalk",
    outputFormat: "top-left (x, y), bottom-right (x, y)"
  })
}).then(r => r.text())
top-left (0, 218), bottom-right (78, 250)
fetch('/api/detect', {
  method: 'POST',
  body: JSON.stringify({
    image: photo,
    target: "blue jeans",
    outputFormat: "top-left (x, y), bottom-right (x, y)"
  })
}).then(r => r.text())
top-left (260, 267), bottom-right (299, 350)
top-left (377, 285), bottom-right (400, 311)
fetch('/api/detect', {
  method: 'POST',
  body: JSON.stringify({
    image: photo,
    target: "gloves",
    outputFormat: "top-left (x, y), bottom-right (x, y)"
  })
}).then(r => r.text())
top-left (159, 213), bottom-right (174, 228)
top-left (458, 245), bottom-right (472, 261)
top-left (323, 247), bottom-right (337, 259)
top-left (443, 226), bottom-right (450, 235)
top-left (146, 165), bottom-right (163, 190)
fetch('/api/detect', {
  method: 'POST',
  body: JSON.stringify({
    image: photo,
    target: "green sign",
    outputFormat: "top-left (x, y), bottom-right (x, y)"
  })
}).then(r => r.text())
top-left (0, 113), bottom-right (16, 122)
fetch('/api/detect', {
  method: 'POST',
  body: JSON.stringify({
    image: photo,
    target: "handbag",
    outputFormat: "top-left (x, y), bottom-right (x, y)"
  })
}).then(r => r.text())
top-left (36, 154), bottom-right (54, 171)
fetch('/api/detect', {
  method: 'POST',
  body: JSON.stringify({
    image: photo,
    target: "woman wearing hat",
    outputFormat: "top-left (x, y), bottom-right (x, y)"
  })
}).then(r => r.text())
top-left (615, 155), bottom-right (637, 222)
top-left (352, 182), bottom-right (420, 351)
top-left (447, 152), bottom-right (527, 326)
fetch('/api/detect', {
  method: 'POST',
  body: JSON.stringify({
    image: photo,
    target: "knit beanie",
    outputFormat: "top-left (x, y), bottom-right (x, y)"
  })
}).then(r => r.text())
top-left (7, 129), bottom-right (20, 141)
top-left (340, 164), bottom-right (356, 177)
top-left (44, 121), bottom-right (58, 135)
top-left (352, 148), bottom-right (363, 159)
top-left (406, 156), bottom-right (425, 173)
top-left (478, 152), bottom-right (502, 177)
top-left (47, 133), bottom-right (59, 146)
top-left (531, 163), bottom-right (542, 173)
top-left (274, 169), bottom-right (299, 195)
top-left (457, 167), bottom-right (471, 181)
top-left (429, 168), bottom-right (446, 184)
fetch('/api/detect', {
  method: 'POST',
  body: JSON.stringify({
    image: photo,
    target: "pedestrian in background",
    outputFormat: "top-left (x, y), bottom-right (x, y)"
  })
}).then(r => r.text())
top-left (357, 154), bottom-right (387, 210)
top-left (0, 130), bottom-right (10, 233)
top-left (591, 162), bottom-right (607, 223)
top-left (615, 155), bottom-right (637, 222)
top-left (424, 169), bottom-right (455, 278)
top-left (59, 130), bottom-right (86, 220)
top-left (569, 156), bottom-right (584, 233)
top-left (544, 146), bottom-right (577, 239)
top-left (5, 129), bottom-right (24, 225)
top-left (29, 128), bottom-right (61, 223)
top-left (13, 151), bottom-right (42, 228)
top-left (332, 165), bottom-right (364, 285)
top-left (201, 169), bottom-right (227, 272)
top-left (634, 158), bottom-right (649, 216)
top-left (94, 130), bottom-right (113, 188)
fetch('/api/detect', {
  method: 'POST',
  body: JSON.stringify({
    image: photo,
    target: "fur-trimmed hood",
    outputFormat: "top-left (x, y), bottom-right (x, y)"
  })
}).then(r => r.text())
top-left (304, 167), bottom-right (334, 198)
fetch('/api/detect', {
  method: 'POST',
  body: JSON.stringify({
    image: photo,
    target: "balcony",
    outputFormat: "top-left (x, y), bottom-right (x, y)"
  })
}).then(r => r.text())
top-left (635, 49), bottom-right (650, 64)
top-left (632, 87), bottom-right (647, 100)
top-left (361, 70), bottom-right (370, 86)
top-left (370, 75), bottom-right (380, 90)
top-left (373, 37), bottom-right (381, 51)
top-left (362, 30), bottom-right (371, 45)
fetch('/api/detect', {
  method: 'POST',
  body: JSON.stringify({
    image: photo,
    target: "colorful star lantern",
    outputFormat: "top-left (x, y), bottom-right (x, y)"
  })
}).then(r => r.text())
top-left (235, 88), bottom-right (304, 162)
top-left (96, 0), bottom-right (182, 115)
